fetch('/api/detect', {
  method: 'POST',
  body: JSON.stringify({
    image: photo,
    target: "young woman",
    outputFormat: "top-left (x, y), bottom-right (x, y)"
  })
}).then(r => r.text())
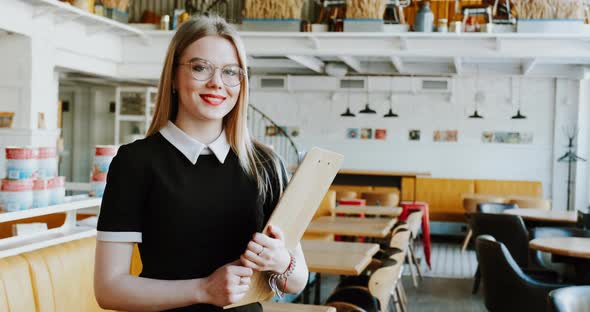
top-left (94, 15), bottom-right (308, 311)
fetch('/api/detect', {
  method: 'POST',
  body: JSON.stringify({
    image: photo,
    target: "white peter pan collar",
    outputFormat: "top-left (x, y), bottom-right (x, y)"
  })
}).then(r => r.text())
top-left (159, 120), bottom-right (231, 164)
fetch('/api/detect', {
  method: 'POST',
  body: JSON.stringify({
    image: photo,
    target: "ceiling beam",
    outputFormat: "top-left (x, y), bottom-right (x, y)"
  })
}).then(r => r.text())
top-left (390, 56), bottom-right (405, 74)
top-left (338, 56), bottom-right (364, 73)
top-left (453, 57), bottom-right (462, 75)
top-left (286, 55), bottom-right (325, 73)
top-left (522, 58), bottom-right (538, 75)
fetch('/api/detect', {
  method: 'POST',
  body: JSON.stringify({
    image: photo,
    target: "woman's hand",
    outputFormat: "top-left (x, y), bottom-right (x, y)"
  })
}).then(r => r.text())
top-left (241, 224), bottom-right (290, 274)
top-left (202, 259), bottom-right (253, 307)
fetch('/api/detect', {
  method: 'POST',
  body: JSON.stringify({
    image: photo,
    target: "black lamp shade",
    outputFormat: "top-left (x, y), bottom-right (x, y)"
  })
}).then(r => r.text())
top-left (384, 108), bottom-right (398, 118)
top-left (359, 104), bottom-right (376, 114)
top-left (340, 107), bottom-right (356, 117)
top-left (511, 109), bottom-right (527, 119)
top-left (468, 109), bottom-right (484, 119)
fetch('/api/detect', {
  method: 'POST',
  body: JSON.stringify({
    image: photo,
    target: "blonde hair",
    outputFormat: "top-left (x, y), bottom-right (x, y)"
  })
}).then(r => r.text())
top-left (147, 15), bottom-right (284, 204)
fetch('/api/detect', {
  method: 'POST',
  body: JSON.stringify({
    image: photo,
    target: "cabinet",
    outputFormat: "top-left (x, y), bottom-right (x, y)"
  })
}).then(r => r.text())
top-left (114, 87), bottom-right (158, 145)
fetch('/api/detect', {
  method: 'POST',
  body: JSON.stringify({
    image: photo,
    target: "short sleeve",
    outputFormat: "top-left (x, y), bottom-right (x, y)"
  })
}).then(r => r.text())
top-left (262, 158), bottom-right (289, 225)
top-left (96, 144), bottom-right (150, 243)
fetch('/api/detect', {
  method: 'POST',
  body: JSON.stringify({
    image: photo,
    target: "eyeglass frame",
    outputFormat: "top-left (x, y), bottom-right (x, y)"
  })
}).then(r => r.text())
top-left (176, 57), bottom-right (245, 87)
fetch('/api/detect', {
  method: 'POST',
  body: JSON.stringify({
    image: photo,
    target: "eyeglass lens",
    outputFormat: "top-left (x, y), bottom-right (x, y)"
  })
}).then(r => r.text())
top-left (190, 59), bottom-right (243, 87)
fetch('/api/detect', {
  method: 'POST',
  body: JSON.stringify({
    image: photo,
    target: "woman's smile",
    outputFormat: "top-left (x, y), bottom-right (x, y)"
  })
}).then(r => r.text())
top-left (199, 93), bottom-right (227, 106)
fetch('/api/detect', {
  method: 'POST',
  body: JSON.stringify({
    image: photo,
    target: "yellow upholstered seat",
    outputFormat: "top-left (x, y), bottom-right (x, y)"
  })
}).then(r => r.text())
top-left (416, 178), bottom-right (475, 222)
top-left (475, 180), bottom-right (542, 198)
top-left (0, 255), bottom-right (37, 312)
top-left (22, 237), bottom-right (108, 312)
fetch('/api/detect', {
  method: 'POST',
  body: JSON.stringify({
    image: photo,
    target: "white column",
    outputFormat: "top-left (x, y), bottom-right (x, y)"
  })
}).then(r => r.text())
top-left (574, 79), bottom-right (590, 211)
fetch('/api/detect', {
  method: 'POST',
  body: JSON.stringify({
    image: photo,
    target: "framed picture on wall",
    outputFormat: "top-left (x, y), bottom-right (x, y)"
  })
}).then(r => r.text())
top-left (434, 130), bottom-right (458, 142)
top-left (375, 129), bottom-right (387, 140)
top-left (360, 128), bottom-right (373, 139)
top-left (409, 129), bottom-right (421, 141)
top-left (346, 128), bottom-right (359, 139)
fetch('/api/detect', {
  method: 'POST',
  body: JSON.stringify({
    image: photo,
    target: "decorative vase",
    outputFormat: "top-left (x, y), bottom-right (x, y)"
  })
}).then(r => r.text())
top-left (413, 1), bottom-right (434, 32)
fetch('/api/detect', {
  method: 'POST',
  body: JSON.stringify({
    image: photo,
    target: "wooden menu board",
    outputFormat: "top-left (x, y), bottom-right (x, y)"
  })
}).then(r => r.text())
top-left (225, 147), bottom-right (344, 308)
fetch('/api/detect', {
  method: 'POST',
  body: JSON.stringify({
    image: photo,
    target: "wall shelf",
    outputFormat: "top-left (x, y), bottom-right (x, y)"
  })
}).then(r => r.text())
top-left (123, 31), bottom-right (590, 79)
top-left (0, 196), bottom-right (101, 223)
top-left (20, 0), bottom-right (146, 39)
top-left (0, 195), bottom-right (101, 258)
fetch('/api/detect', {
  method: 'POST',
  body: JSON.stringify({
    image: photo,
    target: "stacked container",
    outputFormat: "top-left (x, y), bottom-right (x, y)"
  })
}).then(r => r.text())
top-left (37, 147), bottom-right (58, 179)
top-left (91, 145), bottom-right (117, 197)
top-left (1, 146), bottom-right (65, 212)
top-left (0, 179), bottom-right (34, 212)
top-left (48, 176), bottom-right (65, 205)
top-left (6, 147), bottom-right (37, 180)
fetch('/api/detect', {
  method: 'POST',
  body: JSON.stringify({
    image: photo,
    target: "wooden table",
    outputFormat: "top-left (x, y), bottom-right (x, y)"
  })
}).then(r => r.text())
top-left (305, 216), bottom-right (397, 238)
top-left (529, 237), bottom-right (590, 284)
top-left (302, 239), bottom-right (379, 256)
top-left (504, 209), bottom-right (577, 224)
top-left (529, 237), bottom-right (590, 259)
top-left (301, 240), bottom-right (380, 304)
top-left (332, 169), bottom-right (431, 201)
top-left (262, 301), bottom-right (335, 312)
top-left (335, 205), bottom-right (403, 217)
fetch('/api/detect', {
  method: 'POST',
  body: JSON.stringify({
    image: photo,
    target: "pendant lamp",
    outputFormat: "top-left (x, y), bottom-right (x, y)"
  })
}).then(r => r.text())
top-left (359, 89), bottom-right (376, 114)
top-left (340, 89), bottom-right (356, 117)
top-left (384, 93), bottom-right (399, 118)
top-left (511, 77), bottom-right (527, 120)
top-left (469, 66), bottom-right (484, 119)
top-left (384, 78), bottom-right (399, 118)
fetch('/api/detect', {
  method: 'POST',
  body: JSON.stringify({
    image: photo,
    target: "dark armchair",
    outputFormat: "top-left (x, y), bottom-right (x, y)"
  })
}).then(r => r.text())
top-left (475, 235), bottom-right (566, 312)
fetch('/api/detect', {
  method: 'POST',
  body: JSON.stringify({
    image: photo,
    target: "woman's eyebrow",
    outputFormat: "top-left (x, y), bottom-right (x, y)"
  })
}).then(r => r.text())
top-left (187, 57), bottom-right (240, 66)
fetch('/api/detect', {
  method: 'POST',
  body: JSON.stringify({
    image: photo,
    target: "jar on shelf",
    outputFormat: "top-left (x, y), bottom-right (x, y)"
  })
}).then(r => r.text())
top-left (6, 147), bottom-right (37, 180)
top-left (33, 179), bottom-right (50, 208)
top-left (37, 147), bottom-right (58, 179)
top-left (0, 179), bottom-right (34, 212)
top-left (48, 176), bottom-right (66, 205)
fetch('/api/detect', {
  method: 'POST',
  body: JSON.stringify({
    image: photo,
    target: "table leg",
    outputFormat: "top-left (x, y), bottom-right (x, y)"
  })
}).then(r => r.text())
top-left (314, 273), bottom-right (322, 304)
top-left (303, 273), bottom-right (311, 303)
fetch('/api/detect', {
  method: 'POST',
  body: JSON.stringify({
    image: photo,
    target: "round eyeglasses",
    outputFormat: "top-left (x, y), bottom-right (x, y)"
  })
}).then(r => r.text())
top-left (178, 58), bottom-right (244, 87)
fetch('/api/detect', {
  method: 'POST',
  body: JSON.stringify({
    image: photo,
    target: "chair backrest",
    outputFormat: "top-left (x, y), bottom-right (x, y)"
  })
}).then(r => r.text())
top-left (326, 287), bottom-right (380, 312)
top-left (406, 211), bottom-right (423, 238)
top-left (475, 235), bottom-right (553, 312)
top-left (548, 286), bottom-right (590, 312)
top-left (470, 213), bottom-right (529, 266)
top-left (336, 191), bottom-right (358, 201)
top-left (508, 197), bottom-right (551, 210)
top-left (361, 192), bottom-right (400, 207)
top-left (368, 265), bottom-right (402, 312)
top-left (529, 227), bottom-right (590, 269)
top-left (476, 202), bottom-right (518, 213)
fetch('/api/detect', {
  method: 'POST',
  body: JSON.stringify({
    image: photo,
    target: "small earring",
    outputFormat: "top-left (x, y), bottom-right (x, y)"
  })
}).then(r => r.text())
top-left (172, 88), bottom-right (177, 94)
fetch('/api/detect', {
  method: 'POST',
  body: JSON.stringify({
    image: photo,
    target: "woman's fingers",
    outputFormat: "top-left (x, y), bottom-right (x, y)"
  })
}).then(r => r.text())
top-left (267, 224), bottom-right (284, 241)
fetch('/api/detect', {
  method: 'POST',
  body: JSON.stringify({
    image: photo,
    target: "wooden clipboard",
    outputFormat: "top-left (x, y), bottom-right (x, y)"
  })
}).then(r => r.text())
top-left (225, 147), bottom-right (344, 309)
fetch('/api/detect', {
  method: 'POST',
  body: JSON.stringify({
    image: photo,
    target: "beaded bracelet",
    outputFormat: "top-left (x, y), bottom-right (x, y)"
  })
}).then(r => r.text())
top-left (268, 251), bottom-right (296, 298)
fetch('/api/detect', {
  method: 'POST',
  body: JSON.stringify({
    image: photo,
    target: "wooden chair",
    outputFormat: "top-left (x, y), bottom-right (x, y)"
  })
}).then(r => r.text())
top-left (406, 210), bottom-right (424, 287)
top-left (361, 192), bottom-right (400, 207)
top-left (336, 191), bottom-right (358, 201)
top-left (461, 194), bottom-right (506, 252)
top-left (508, 197), bottom-right (551, 210)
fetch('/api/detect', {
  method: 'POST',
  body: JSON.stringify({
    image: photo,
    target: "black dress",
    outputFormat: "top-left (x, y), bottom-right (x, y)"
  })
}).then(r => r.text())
top-left (97, 133), bottom-right (286, 311)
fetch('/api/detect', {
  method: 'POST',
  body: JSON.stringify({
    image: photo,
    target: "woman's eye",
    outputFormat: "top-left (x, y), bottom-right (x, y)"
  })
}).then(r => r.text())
top-left (223, 68), bottom-right (238, 76)
top-left (192, 65), bottom-right (207, 72)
